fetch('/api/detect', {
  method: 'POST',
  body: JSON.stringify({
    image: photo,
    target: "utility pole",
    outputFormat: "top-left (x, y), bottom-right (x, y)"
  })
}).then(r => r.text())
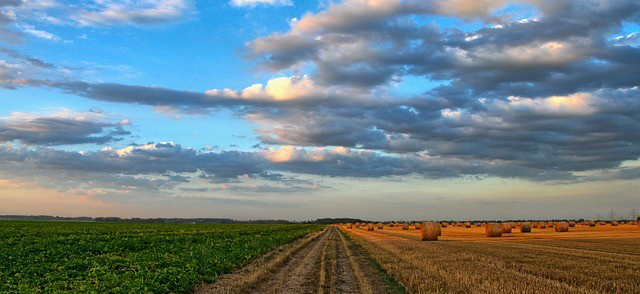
top-left (609, 209), bottom-right (615, 222)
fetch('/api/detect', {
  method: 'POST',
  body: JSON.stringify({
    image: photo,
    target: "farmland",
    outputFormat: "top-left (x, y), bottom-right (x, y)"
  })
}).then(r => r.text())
top-left (196, 226), bottom-right (405, 294)
top-left (1, 220), bottom-right (639, 294)
top-left (342, 223), bottom-right (640, 294)
top-left (0, 221), bottom-right (323, 293)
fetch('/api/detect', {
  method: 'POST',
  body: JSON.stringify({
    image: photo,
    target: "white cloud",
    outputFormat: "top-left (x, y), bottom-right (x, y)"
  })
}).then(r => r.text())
top-left (264, 75), bottom-right (316, 100)
top-left (71, 0), bottom-right (192, 26)
top-left (20, 24), bottom-right (60, 41)
top-left (613, 32), bottom-right (639, 47)
top-left (229, 0), bottom-right (292, 8)
top-left (497, 93), bottom-right (598, 116)
top-left (262, 145), bottom-right (363, 163)
top-left (206, 75), bottom-right (320, 101)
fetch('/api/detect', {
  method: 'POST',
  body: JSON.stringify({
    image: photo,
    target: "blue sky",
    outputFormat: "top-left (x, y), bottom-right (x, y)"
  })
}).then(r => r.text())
top-left (0, 0), bottom-right (639, 220)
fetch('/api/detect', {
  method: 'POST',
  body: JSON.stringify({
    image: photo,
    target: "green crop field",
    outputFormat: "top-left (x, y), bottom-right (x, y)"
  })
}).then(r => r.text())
top-left (0, 221), bottom-right (323, 293)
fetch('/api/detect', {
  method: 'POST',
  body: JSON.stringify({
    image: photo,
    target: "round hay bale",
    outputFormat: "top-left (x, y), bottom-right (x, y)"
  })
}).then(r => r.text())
top-left (420, 222), bottom-right (439, 241)
top-left (555, 221), bottom-right (569, 232)
top-left (475, 222), bottom-right (481, 227)
top-left (611, 221), bottom-right (619, 226)
top-left (441, 222), bottom-right (448, 228)
top-left (502, 223), bottom-right (512, 233)
top-left (464, 222), bottom-right (471, 228)
top-left (377, 223), bottom-right (384, 229)
top-left (589, 221), bottom-right (595, 227)
top-left (346, 223), bottom-right (352, 229)
top-left (402, 224), bottom-right (409, 230)
top-left (367, 223), bottom-right (374, 231)
top-left (486, 223), bottom-right (503, 237)
top-left (520, 222), bottom-right (532, 233)
top-left (569, 221), bottom-right (575, 227)
top-left (538, 222), bottom-right (547, 229)
top-left (414, 223), bottom-right (421, 229)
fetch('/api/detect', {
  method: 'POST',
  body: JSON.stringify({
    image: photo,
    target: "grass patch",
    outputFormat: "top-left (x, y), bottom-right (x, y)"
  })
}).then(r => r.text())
top-left (339, 230), bottom-right (408, 294)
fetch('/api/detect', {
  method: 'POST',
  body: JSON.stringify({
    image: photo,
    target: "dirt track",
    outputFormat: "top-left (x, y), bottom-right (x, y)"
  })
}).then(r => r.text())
top-left (197, 226), bottom-right (400, 294)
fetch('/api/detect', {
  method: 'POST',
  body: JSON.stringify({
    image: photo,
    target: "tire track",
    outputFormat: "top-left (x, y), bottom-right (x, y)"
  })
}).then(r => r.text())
top-left (200, 226), bottom-right (399, 294)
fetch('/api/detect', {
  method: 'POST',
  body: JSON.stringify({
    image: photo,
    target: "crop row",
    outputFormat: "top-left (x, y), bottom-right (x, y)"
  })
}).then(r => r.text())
top-left (0, 221), bottom-right (323, 293)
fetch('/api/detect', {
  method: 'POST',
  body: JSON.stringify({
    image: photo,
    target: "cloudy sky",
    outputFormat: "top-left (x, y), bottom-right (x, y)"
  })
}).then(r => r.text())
top-left (0, 0), bottom-right (639, 221)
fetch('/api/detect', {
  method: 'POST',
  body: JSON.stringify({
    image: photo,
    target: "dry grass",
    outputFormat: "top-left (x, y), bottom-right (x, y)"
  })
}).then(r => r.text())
top-left (342, 224), bottom-right (640, 294)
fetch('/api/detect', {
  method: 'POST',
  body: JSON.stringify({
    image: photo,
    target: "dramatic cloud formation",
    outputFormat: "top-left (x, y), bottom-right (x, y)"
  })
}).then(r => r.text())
top-left (247, 0), bottom-right (640, 93)
top-left (1, 0), bottom-right (639, 206)
top-left (0, 142), bottom-right (331, 195)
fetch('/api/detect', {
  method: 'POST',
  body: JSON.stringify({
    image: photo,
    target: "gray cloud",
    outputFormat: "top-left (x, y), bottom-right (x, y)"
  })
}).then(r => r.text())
top-left (1, 0), bottom-right (639, 188)
top-left (0, 139), bottom-right (581, 197)
top-left (0, 142), bottom-right (265, 195)
top-left (0, 142), bottom-right (333, 195)
top-left (0, 47), bottom-right (55, 68)
top-left (253, 87), bottom-right (640, 181)
top-left (0, 1), bottom-right (23, 42)
top-left (0, 111), bottom-right (130, 145)
top-left (5, 72), bottom-right (639, 184)
top-left (248, 0), bottom-right (640, 93)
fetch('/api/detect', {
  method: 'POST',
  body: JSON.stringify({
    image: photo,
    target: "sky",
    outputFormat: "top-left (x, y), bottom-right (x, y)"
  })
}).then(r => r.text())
top-left (0, 0), bottom-right (639, 221)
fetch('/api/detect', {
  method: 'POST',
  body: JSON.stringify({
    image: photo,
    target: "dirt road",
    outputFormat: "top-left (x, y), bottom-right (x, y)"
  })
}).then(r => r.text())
top-left (197, 226), bottom-right (402, 294)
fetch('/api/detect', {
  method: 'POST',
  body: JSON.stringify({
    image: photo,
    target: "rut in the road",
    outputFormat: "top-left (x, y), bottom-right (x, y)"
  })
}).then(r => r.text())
top-left (197, 226), bottom-right (400, 294)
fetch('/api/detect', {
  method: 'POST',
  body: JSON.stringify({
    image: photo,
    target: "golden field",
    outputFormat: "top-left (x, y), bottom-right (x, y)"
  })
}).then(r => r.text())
top-left (341, 223), bottom-right (640, 294)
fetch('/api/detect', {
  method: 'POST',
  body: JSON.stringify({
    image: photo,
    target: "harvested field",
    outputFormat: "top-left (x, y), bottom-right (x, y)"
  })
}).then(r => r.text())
top-left (342, 223), bottom-right (640, 294)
